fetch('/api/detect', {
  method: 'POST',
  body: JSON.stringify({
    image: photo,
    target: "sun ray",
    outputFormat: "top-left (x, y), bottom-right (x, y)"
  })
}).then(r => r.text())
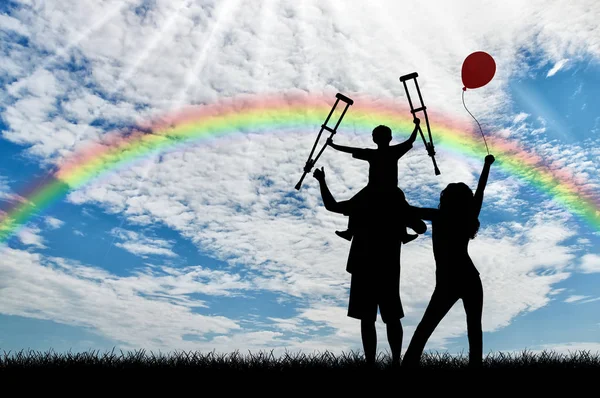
top-left (276, 0), bottom-right (308, 91)
top-left (111, 0), bottom-right (191, 98)
top-left (246, 0), bottom-right (275, 93)
top-left (172, 0), bottom-right (243, 108)
top-left (34, 0), bottom-right (135, 70)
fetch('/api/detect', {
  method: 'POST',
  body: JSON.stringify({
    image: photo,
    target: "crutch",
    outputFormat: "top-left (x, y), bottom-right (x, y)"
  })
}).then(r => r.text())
top-left (294, 93), bottom-right (354, 190)
top-left (399, 72), bottom-right (441, 175)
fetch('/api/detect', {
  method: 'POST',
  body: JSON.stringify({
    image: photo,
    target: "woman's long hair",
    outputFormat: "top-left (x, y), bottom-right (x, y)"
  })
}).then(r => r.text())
top-left (438, 182), bottom-right (480, 239)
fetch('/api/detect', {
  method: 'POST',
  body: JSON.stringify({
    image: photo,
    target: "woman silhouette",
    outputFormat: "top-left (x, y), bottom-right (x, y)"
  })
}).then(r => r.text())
top-left (402, 154), bottom-right (495, 368)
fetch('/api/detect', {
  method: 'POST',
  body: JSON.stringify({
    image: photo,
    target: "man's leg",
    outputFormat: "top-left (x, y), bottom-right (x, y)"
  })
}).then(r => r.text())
top-left (402, 286), bottom-right (458, 367)
top-left (379, 273), bottom-right (404, 366)
top-left (463, 275), bottom-right (484, 368)
top-left (348, 272), bottom-right (378, 365)
top-left (386, 320), bottom-right (403, 366)
top-left (361, 320), bottom-right (377, 365)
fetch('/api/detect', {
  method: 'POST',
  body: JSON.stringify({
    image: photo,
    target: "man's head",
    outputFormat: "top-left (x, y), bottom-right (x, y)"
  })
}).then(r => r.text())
top-left (372, 125), bottom-right (392, 146)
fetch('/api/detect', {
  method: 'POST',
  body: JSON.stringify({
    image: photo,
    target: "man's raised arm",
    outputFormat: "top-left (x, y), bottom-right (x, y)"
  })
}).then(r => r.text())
top-left (312, 167), bottom-right (345, 214)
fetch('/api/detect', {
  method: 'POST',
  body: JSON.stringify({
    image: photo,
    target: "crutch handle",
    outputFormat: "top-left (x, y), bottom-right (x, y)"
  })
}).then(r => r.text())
top-left (410, 106), bottom-right (427, 113)
top-left (400, 72), bottom-right (418, 82)
top-left (322, 125), bottom-right (337, 134)
top-left (336, 93), bottom-right (354, 105)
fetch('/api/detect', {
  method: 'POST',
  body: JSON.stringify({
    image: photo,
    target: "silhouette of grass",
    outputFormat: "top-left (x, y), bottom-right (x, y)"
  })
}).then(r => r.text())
top-left (1, 348), bottom-right (599, 370)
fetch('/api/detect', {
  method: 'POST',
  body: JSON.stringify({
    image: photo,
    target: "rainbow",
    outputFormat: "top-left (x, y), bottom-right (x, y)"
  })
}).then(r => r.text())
top-left (1, 92), bottom-right (599, 242)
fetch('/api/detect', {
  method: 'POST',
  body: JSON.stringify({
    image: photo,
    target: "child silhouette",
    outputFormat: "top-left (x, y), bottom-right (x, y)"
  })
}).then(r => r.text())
top-left (327, 118), bottom-right (421, 244)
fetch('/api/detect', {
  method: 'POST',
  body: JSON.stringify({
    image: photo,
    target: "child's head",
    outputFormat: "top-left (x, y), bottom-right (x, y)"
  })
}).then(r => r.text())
top-left (439, 182), bottom-right (480, 239)
top-left (372, 125), bottom-right (392, 146)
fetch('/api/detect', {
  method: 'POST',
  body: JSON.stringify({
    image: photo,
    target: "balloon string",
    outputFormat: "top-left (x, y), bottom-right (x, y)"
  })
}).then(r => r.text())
top-left (462, 89), bottom-right (489, 155)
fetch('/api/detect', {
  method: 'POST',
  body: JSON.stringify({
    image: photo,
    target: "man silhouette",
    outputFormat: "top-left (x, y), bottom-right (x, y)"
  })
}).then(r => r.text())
top-left (312, 166), bottom-right (426, 366)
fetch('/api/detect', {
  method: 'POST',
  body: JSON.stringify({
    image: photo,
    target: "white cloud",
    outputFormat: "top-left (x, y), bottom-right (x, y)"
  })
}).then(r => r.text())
top-left (580, 297), bottom-right (600, 304)
top-left (0, 176), bottom-right (27, 204)
top-left (111, 227), bottom-right (178, 258)
top-left (483, 176), bottom-right (528, 212)
top-left (512, 112), bottom-right (529, 124)
top-left (0, 177), bottom-right (11, 201)
top-left (0, 245), bottom-right (252, 350)
top-left (44, 216), bottom-right (65, 230)
top-left (546, 58), bottom-right (569, 77)
top-left (579, 254), bottom-right (600, 273)
top-left (0, 14), bottom-right (29, 37)
top-left (564, 295), bottom-right (589, 303)
top-left (16, 226), bottom-right (46, 249)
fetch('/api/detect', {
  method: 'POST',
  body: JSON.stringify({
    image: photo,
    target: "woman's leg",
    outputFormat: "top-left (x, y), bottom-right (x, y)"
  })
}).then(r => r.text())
top-left (462, 274), bottom-right (484, 367)
top-left (402, 285), bottom-right (458, 367)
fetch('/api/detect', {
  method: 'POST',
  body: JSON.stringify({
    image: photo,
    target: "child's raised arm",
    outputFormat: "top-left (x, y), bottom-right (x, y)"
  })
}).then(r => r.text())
top-left (326, 137), bottom-right (360, 155)
top-left (391, 117), bottom-right (419, 155)
top-left (474, 154), bottom-right (495, 217)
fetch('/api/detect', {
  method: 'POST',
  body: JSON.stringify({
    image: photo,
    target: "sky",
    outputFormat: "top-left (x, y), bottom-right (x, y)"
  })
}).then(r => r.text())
top-left (0, 0), bottom-right (599, 358)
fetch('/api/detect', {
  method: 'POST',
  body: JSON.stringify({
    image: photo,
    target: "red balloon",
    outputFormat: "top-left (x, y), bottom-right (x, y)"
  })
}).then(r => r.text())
top-left (461, 51), bottom-right (496, 90)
